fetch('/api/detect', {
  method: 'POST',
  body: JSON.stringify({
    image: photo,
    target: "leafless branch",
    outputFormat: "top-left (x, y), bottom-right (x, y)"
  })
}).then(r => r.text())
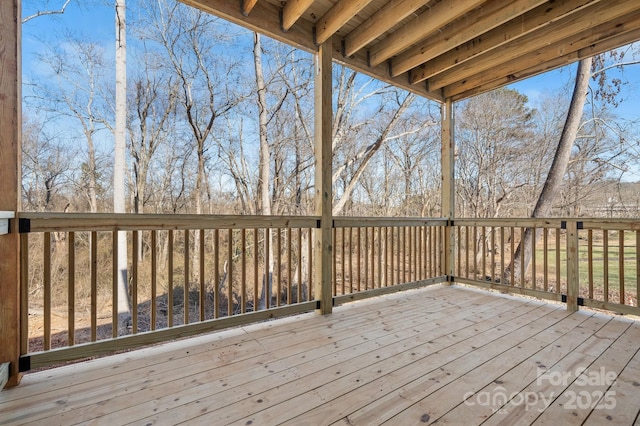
top-left (22, 0), bottom-right (73, 23)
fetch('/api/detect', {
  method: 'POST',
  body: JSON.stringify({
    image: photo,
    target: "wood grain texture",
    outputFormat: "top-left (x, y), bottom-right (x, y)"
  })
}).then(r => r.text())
top-left (0, 0), bottom-right (21, 388)
top-left (3, 285), bottom-right (638, 424)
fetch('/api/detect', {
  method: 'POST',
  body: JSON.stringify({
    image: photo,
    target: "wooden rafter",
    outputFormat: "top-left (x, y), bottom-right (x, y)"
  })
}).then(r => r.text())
top-left (368, 0), bottom-right (486, 67)
top-left (391, 0), bottom-right (548, 77)
top-left (446, 13), bottom-right (640, 100)
top-left (428, 0), bottom-right (639, 91)
top-left (241, 0), bottom-right (259, 16)
top-left (282, 0), bottom-right (314, 31)
top-left (411, 0), bottom-right (602, 86)
top-left (155, 1), bottom-right (640, 99)
top-left (344, 0), bottom-right (430, 57)
top-left (315, 0), bottom-right (376, 45)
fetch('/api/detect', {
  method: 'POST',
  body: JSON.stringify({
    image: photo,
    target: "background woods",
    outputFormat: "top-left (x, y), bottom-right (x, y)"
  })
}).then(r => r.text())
top-left (18, 1), bottom-right (640, 349)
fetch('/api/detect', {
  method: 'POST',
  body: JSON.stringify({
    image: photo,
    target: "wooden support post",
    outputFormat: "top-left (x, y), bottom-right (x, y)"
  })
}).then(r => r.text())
top-left (566, 220), bottom-right (579, 312)
top-left (441, 98), bottom-right (455, 282)
top-left (314, 41), bottom-right (333, 314)
top-left (0, 0), bottom-right (22, 388)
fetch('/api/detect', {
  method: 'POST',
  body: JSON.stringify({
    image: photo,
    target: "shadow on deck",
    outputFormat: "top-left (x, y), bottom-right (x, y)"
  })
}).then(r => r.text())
top-left (1, 284), bottom-right (639, 425)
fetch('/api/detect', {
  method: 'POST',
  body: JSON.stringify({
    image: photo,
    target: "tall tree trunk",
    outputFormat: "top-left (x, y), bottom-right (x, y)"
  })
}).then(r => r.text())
top-left (508, 57), bottom-right (593, 282)
top-left (253, 33), bottom-right (274, 309)
top-left (114, 0), bottom-right (131, 332)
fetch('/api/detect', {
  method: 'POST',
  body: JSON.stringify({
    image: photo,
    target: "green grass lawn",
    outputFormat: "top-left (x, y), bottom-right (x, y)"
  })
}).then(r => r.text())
top-left (533, 236), bottom-right (638, 303)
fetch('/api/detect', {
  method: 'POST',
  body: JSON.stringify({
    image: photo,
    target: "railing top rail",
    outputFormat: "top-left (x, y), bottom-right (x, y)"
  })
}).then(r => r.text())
top-left (18, 212), bottom-right (320, 232)
top-left (453, 217), bottom-right (640, 230)
top-left (453, 218), bottom-right (565, 227)
top-left (333, 217), bottom-right (448, 227)
top-left (579, 219), bottom-right (640, 230)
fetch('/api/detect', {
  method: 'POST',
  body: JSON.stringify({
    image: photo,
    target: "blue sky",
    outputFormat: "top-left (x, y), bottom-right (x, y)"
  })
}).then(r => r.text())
top-left (23, 1), bottom-right (640, 117)
top-left (22, 1), bottom-right (640, 183)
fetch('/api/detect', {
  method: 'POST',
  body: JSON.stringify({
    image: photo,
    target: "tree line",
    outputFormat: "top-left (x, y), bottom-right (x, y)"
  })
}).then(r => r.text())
top-left (21, 1), bottom-right (640, 220)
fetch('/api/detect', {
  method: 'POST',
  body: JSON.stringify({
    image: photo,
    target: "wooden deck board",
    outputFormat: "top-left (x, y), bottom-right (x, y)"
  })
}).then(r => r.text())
top-left (1, 285), bottom-right (639, 426)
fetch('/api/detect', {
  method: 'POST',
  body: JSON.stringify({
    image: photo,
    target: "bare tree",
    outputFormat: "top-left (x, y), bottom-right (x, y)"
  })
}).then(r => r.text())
top-left (22, 0), bottom-right (73, 23)
top-left (114, 0), bottom-right (131, 332)
top-left (28, 35), bottom-right (112, 212)
top-left (455, 89), bottom-right (537, 219)
top-left (22, 117), bottom-right (73, 212)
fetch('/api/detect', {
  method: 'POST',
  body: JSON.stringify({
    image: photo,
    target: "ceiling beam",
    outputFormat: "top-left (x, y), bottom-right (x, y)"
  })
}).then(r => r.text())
top-left (181, 0), bottom-right (316, 51)
top-left (315, 0), bottom-right (376, 45)
top-left (282, 0), bottom-right (315, 31)
top-left (448, 22), bottom-right (640, 101)
top-left (343, 0), bottom-right (430, 57)
top-left (241, 0), bottom-right (259, 16)
top-left (411, 0), bottom-right (600, 85)
top-left (369, 0), bottom-right (486, 67)
top-left (391, 0), bottom-right (547, 77)
top-left (428, 0), bottom-right (640, 90)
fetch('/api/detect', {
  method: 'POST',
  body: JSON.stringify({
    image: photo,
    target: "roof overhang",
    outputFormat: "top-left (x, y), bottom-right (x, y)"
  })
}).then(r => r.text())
top-left (180, 0), bottom-right (640, 103)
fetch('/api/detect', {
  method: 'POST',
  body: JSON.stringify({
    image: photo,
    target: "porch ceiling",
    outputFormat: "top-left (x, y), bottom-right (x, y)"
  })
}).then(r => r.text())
top-left (179, 0), bottom-right (640, 102)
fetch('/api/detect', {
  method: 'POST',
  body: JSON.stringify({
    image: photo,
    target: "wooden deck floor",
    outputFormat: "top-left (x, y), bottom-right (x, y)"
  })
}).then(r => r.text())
top-left (2, 284), bottom-right (640, 425)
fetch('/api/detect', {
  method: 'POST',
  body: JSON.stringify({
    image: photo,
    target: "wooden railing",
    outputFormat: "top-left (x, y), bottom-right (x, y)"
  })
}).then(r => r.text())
top-left (19, 213), bottom-right (639, 370)
top-left (452, 219), bottom-right (640, 315)
top-left (18, 213), bottom-right (448, 369)
top-left (19, 213), bottom-right (319, 369)
top-left (332, 218), bottom-right (447, 304)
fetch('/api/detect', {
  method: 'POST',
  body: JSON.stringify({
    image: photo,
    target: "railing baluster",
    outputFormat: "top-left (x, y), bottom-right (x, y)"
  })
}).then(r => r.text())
top-left (132, 230), bottom-right (139, 333)
top-left (356, 227), bottom-right (361, 292)
top-left (636, 230), bottom-right (640, 307)
top-left (20, 233), bottom-right (29, 354)
top-left (418, 226), bottom-right (423, 281)
top-left (364, 227), bottom-right (369, 291)
top-left (332, 228), bottom-right (338, 296)
top-left (385, 227), bottom-right (389, 287)
top-left (228, 229), bottom-right (233, 316)
top-left (112, 232), bottom-right (118, 337)
top-left (184, 230), bottom-right (189, 325)
top-left (555, 228), bottom-right (560, 294)
top-left (491, 227), bottom-right (495, 284)
top-left (481, 226), bottom-right (486, 281)
top-left (619, 230), bottom-right (625, 305)
top-left (341, 227), bottom-right (345, 295)
top-left (287, 228), bottom-right (292, 304)
top-left (519, 227), bottom-right (525, 288)
top-left (377, 227), bottom-right (382, 289)
top-left (265, 228), bottom-right (270, 309)
top-left (588, 229), bottom-right (593, 300)
top-left (465, 226), bottom-right (470, 279)
top-left (473, 226), bottom-right (478, 281)
top-left (199, 229), bottom-right (205, 321)
top-left (44, 232), bottom-right (51, 350)
top-left (500, 227), bottom-right (505, 284)
top-left (297, 228), bottom-right (303, 302)
top-left (604, 230), bottom-right (609, 303)
top-left (276, 228), bottom-right (282, 306)
top-left (510, 227), bottom-right (515, 286)
top-left (168, 230), bottom-right (174, 326)
top-left (543, 228), bottom-right (548, 293)
top-left (254, 228), bottom-right (259, 311)
top-left (91, 231), bottom-right (98, 341)
top-left (308, 228), bottom-right (313, 300)
top-left (531, 227), bottom-right (536, 290)
top-left (151, 230), bottom-right (157, 330)
top-left (242, 228), bottom-right (247, 313)
top-left (348, 227), bottom-right (353, 293)
top-left (214, 229), bottom-right (219, 318)
top-left (391, 227), bottom-right (395, 285)
top-left (68, 232), bottom-right (75, 346)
